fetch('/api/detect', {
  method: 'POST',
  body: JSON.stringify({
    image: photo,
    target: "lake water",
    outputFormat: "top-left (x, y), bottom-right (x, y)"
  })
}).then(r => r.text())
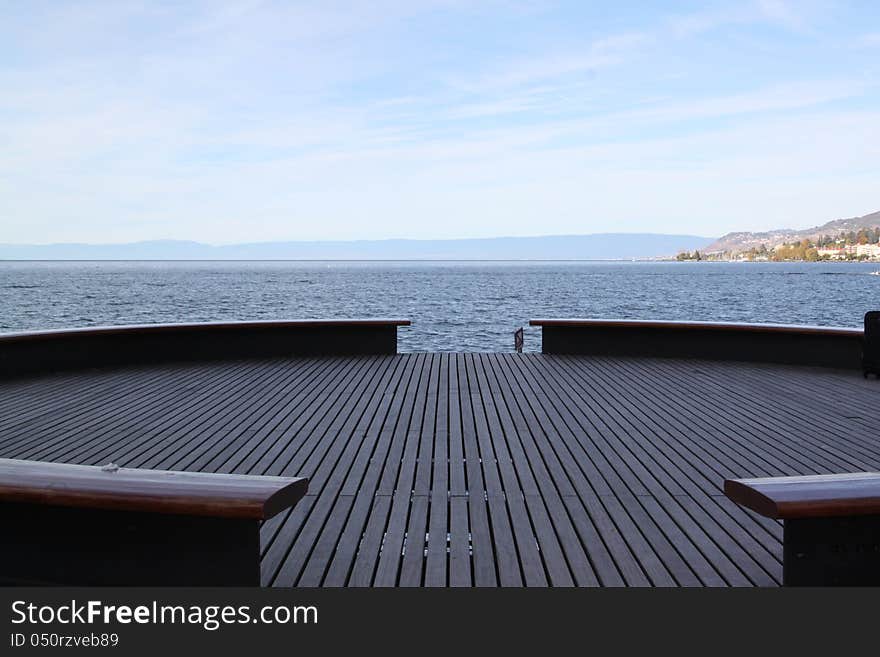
top-left (1, 261), bottom-right (877, 352)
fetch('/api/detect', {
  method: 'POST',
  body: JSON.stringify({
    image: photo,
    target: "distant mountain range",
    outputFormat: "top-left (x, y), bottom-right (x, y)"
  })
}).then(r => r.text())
top-left (7, 210), bottom-right (880, 260)
top-left (0, 233), bottom-right (713, 261)
top-left (705, 209), bottom-right (880, 254)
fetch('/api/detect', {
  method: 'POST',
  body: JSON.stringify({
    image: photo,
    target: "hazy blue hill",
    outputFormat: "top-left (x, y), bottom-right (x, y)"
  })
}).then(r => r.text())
top-left (706, 209), bottom-right (880, 253)
top-left (0, 233), bottom-right (713, 261)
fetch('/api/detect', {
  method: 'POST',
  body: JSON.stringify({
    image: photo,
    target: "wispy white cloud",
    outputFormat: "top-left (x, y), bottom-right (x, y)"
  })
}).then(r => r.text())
top-left (668, 0), bottom-right (820, 37)
top-left (1, 1), bottom-right (878, 243)
top-left (445, 31), bottom-right (649, 94)
top-left (855, 32), bottom-right (880, 47)
top-left (668, 6), bottom-right (751, 38)
top-left (608, 79), bottom-right (869, 125)
top-left (755, 0), bottom-right (811, 32)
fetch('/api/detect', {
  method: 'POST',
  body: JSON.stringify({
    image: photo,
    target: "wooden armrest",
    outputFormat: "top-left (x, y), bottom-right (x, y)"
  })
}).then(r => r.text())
top-left (0, 458), bottom-right (308, 520)
top-left (724, 472), bottom-right (880, 519)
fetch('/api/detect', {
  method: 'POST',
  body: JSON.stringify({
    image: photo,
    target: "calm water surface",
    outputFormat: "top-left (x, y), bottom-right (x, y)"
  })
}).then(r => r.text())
top-left (1, 261), bottom-right (877, 352)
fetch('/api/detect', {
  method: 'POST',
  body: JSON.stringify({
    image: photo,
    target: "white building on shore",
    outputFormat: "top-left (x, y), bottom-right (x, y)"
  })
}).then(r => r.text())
top-left (816, 243), bottom-right (880, 259)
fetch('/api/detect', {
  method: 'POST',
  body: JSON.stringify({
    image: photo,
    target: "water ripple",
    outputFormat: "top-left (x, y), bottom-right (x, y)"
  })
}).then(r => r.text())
top-left (0, 260), bottom-right (875, 352)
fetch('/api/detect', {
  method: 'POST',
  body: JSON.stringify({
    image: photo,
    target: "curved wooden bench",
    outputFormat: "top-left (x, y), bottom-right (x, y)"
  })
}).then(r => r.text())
top-left (725, 473), bottom-right (880, 586)
top-left (529, 318), bottom-right (864, 369)
top-left (0, 458), bottom-right (308, 586)
top-left (0, 319), bottom-right (411, 379)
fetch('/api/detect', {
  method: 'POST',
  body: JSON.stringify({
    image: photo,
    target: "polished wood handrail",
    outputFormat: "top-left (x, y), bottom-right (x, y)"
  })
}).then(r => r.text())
top-left (0, 458), bottom-right (307, 519)
top-left (724, 473), bottom-right (880, 520)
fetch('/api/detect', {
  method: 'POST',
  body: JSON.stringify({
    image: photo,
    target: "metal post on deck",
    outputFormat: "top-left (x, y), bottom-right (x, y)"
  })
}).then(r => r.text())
top-left (514, 327), bottom-right (524, 353)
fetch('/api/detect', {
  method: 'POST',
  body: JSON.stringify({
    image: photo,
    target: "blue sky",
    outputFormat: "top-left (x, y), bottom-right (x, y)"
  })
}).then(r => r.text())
top-left (2, 0), bottom-right (879, 244)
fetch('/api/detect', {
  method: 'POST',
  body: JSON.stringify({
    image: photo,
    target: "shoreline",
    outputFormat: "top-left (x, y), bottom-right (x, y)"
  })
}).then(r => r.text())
top-left (1, 257), bottom-right (880, 264)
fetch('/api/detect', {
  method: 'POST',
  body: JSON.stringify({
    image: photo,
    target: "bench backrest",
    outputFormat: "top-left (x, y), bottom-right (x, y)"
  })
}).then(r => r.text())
top-left (865, 311), bottom-right (880, 371)
top-left (0, 319), bottom-right (411, 379)
top-left (528, 318), bottom-right (864, 368)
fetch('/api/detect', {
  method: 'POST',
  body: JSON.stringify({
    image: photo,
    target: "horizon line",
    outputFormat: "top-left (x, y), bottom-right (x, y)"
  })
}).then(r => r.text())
top-left (0, 257), bottom-right (685, 263)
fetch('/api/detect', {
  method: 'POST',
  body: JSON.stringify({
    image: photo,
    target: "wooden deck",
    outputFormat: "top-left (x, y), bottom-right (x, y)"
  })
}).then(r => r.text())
top-left (1, 353), bottom-right (878, 587)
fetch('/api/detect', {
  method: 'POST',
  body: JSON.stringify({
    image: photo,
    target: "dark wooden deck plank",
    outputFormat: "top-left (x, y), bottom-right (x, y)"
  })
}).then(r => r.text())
top-left (237, 359), bottom-right (367, 477)
top-left (328, 354), bottom-right (428, 584)
top-left (368, 359), bottom-right (428, 596)
top-left (455, 354), bottom-right (498, 587)
top-left (269, 356), bottom-right (400, 587)
top-left (184, 359), bottom-right (349, 474)
top-left (544, 357), bottom-right (781, 586)
top-left (44, 359), bottom-right (290, 467)
top-left (372, 354), bottom-right (434, 586)
top-left (480, 354), bottom-right (573, 586)
top-left (319, 355), bottom-right (423, 586)
top-left (0, 362), bottom-right (244, 459)
top-left (591, 357), bottom-right (822, 478)
top-left (424, 354), bottom-right (451, 587)
top-left (121, 359), bottom-right (332, 472)
top-left (263, 358), bottom-right (397, 581)
top-left (495, 357), bottom-right (598, 586)
top-left (472, 355), bottom-right (546, 586)
top-left (501, 356), bottom-right (638, 585)
top-left (294, 356), bottom-right (410, 587)
top-left (653, 358), bottom-right (880, 471)
top-left (448, 496), bottom-right (472, 587)
top-left (445, 355), bottom-right (474, 587)
top-left (712, 361), bottom-right (880, 465)
top-left (0, 366), bottom-right (184, 436)
top-left (3, 352), bottom-right (879, 587)
top-left (552, 356), bottom-right (785, 569)
top-left (263, 354), bottom-right (408, 586)
top-left (514, 356), bottom-right (674, 585)
top-left (90, 361), bottom-right (296, 472)
top-left (517, 356), bottom-right (651, 498)
top-left (502, 356), bottom-right (756, 582)
top-left (346, 354), bottom-right (431, 586)
top-left (633, 495), bottom-right (727, 587)
top-left (616, 494), bottom-right (702, 587)
top-left (572, 356), bottom-right (772, 485)
top-left (400, 354), bottom-right (443, 586)
top-left (592, 358), bottom-right (785, 490)
top-left (142, 359), bottom-right (350, 474)
top-left (488, 354), bottom-right (601, 586)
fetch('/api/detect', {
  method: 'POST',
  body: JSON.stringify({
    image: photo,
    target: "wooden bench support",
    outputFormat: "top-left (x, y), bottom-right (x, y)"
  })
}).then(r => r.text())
top-left (0, 459), bottom-right (308, 586)
top-left (1, 503), bottom-right (261, 586)
top-left (725, 473), bottom-right (880, 586)
top-left (783, 515), bottom-right (880, 586)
